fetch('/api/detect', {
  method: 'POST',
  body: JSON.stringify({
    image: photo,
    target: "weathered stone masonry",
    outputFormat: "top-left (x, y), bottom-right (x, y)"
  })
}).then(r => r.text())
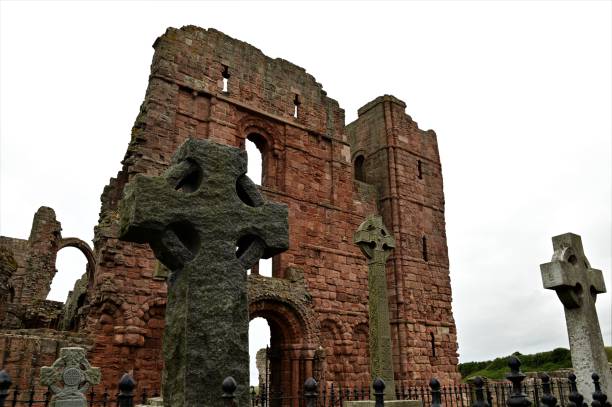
top-left (0, 26), bottom-right (461, 400)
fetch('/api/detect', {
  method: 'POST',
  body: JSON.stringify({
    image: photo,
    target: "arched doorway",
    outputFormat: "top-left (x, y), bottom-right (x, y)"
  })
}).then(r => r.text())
top-left (248, 285), bottom-right (318, 407)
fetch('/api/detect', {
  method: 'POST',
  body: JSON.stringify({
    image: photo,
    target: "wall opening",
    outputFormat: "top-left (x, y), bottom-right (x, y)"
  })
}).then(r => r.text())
top-left (430, 332), bottom-right (436, 357)
top-left (250, 317), bottom-right (271, 388)
top-left (246, 134), bottom-right (267, 185)
top-left (422, 236), bottom-right (428, 262)
top-left (49, 247), bottom-right (87, 302)
top-left (417, 160), bottom-right (423, 179)
top-left (354, 155), bottom-right (366, 182)
top-left (222, 65), bottom-right (230, 93)
top-left (293, 94), bottom-right (301, 118)
top-left (247, 257), bottom-right (275, 277)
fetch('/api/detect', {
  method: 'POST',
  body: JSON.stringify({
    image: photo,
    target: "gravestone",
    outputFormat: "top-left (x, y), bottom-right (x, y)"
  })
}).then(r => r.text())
top-left (119, 138), bottom-right (288, 407)
top-left (540, 233), bottom-right (611, 402)
top-left (40, 347), bottom-right (101, 407)
top-left (354, 215), bottom-right (397, 400)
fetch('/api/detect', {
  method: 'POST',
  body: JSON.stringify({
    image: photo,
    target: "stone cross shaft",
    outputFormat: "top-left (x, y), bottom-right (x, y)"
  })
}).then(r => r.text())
top-left (119, 139), bottom-right (289, 407)
top-left (540, 233), bottom-right (610, 401)
top-left (354, 215), bottom-right (396, 400)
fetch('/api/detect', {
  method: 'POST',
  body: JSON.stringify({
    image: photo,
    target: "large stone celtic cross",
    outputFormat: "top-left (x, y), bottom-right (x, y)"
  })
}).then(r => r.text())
top-left (119, 139), bottom-right (288, 407)
top-left (540, 233), bottom-right (610, 401)
top-left (354, 215), bottom-right (396, 400)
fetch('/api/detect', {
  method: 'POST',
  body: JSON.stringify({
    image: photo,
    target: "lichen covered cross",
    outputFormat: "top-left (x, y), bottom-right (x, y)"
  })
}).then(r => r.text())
top-left (354, 215), bottom-right (396, 399)
top-left (540, 233), bottom-right (610, 401)
top-left (119, 139), bottom-right (288, 407)
top-left (40, 347), bottom-right (101, 407)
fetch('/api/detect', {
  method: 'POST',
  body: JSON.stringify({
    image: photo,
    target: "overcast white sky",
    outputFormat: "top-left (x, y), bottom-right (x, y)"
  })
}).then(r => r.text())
top-left (1, 1), bottom-right (610, 384)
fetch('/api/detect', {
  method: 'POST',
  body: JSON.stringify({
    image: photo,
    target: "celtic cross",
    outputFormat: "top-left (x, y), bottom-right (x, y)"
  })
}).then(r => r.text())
top-left (540, 233), bottom-right (610, 402)
top-left (354, 215), bottom-right (396, 400)
top-left (119, 139), bottom-right (288, 407)
top-left (40, 347), bottom-right (101, 407)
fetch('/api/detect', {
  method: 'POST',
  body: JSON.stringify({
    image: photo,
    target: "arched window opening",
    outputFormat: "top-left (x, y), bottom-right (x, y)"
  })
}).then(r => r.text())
top-left (417, 160), bottom-right (423, 179)
top-left (430, 332), bottom-right (436, 357)
top-left (422, 236), bottom-right (428, 262)
top-left (49, 247), bottom-right (87, 303)
top-left (293, 94), bottom-right (301, 118)
top-left (245, 135), bottom-right (267, 186)
top-left (354, 155), bottom-right (366, 182)
top-left (222, 65), bottom-right (230, 93)
top-left (249, 317), bottom-right (271, 389)
top-left (247, 257), bottom-right (275, 278)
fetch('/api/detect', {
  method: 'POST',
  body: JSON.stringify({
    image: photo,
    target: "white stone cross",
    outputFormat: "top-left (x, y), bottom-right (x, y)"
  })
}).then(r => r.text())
top-left (540, 233), bottom-right (610, 402)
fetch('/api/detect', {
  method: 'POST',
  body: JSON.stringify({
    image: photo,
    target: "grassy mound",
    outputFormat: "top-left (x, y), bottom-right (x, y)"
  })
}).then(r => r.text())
top-left (459, 347), bottom-right (612, 381)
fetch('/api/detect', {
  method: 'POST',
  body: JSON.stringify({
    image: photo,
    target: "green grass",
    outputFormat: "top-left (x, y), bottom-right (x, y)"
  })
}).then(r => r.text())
top-left (459, 347), bottom-right (612, 381)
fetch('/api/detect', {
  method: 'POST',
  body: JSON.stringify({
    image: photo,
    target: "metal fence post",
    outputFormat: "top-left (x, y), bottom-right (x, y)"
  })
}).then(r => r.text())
top-left (472, 377), bottom-right (489, 407)
top-left (304, 377), bottom-right (318, 407)
top-left (0, 370), bottom-right (11, 407)
top-left (373, 378), bottom-right (385, 407)
top-left (591, 373), bottom-right (610, 407)
top-left (505, 356), bottom-right (531, 407)
top-left (430, 379), bottom-right (442, 407)
top-left (222, 376), bottom-right (237, 407)
top-left (117, 373), bottom-right (136, 407)
top-left (567, 374), bottom-right (584, 407)
top-left (540, 374), bottom-right (557, 407)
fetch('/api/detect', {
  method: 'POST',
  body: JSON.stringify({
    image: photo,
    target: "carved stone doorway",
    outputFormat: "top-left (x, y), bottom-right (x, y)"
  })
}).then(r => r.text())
top-left (249, 274), bottom-right (319, 407)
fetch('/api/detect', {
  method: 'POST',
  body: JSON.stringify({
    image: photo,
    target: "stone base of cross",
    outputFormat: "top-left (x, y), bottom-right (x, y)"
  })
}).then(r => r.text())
top-left (540, 233), bottom-right (611, 402)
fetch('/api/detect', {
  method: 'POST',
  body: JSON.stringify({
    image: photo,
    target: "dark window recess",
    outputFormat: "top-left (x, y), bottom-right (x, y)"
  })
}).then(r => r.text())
top-left (293, 94), bottom-right (301, 118)
top-left (222, 65), bottom-right (230, 93)
top-left (417, 160), bottom-right (423, 179)
top-left (430, 332), bottom-right (436, 357)
top-left (354, 155), bottom-right (366, 182)
top-left (422, 236), bottom-right (428, 262)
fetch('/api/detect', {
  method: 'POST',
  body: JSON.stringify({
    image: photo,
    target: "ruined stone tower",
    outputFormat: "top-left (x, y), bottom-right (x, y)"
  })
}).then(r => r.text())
top-left (0, 26), bottom-right (460, 402)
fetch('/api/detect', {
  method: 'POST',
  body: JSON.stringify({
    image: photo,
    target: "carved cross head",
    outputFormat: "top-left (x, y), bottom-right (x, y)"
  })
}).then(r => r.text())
top-left (40, 347), bottom-right (101, 404)
top-left (540, 233), bottom-right (606, 309)
top-left (354, 215), bottom-right (395, 262)
top-left (119, 138), bottom-right (289, 279)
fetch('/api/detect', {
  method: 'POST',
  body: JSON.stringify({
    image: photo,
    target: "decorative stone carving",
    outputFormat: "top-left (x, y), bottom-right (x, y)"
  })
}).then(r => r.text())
top-left (119, 138), bottom-right (289, 407)
top-left (354, 215), bottom-right (396, 400)
top-left (540, 233), bottom-right (611, 402)
top-left (40, 347), bottom-right (101, 407)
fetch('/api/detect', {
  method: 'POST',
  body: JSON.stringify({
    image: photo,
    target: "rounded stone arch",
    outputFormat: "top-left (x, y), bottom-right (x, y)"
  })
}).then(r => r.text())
top-left (351, 149), bottom-right (367, 182)
top-left (349, 321), bottom-right (370, 385)
top-left (248, 277), bottom-right (320, 404)
top-left (249, 296), bottom-right (318, 348)
top-left (59, 237), bottom-right (96, 287)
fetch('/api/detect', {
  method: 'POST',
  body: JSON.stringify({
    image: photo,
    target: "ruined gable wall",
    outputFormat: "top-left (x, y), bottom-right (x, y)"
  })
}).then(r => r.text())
top-left (347, 95), bottom-right (460, 384)
top-left (87, 26), bottom-right (379, 392)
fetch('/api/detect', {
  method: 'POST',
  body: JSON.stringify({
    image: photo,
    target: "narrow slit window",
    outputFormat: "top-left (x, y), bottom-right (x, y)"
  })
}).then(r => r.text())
top-left (422, 236), bottom-right (428, 262)
top-left (222, 65), bottom-right (230, 93)
top-left (430, 332), bottom-right (436, 357)
top-left (293, 94), bottom-right (301, 118)
top-left (417, 160), bottom-right (423, 179)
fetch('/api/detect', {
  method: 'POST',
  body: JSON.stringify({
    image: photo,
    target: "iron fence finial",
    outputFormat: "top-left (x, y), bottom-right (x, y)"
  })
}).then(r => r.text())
top-left (591, 373), bottom-right (610, 407)
top-left (222, 376), bottom-right (237, 407)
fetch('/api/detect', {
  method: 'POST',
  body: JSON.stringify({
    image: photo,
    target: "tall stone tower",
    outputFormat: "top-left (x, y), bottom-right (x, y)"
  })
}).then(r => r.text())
top-left (347, 95), bottom-right (458, 383)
